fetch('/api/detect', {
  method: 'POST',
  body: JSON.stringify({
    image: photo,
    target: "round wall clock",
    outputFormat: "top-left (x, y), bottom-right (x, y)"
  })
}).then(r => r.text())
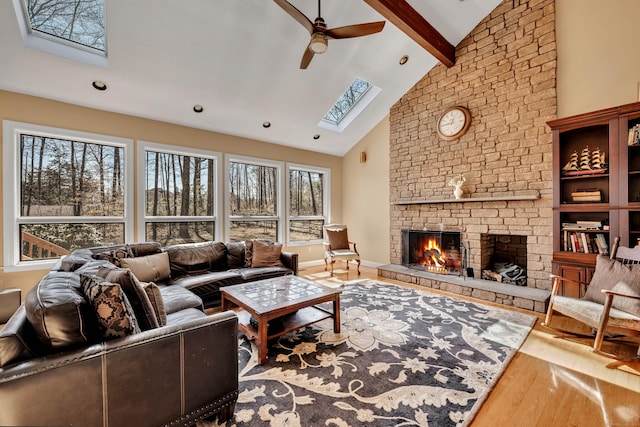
top-left (436, 106), bottom-right (471, 141)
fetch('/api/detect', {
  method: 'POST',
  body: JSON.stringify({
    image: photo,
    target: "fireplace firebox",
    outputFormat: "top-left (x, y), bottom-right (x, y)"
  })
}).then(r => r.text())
top-left (401, 230), bottom-right (463, 274)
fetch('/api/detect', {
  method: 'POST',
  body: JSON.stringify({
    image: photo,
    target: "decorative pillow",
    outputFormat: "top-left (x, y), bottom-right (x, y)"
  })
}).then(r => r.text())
top-left (80, 274), bottom-right (141, 339)
top-left (584, 255), bottom-right (640, 304)
top-left (97, 267), bottom-right (160, 331)
top-left (609, 281), bottom-right (640, 317)
top-left (142, 282), bottom-right (167, 327)
top-left (92, 246), bottom-right (133, 267)
top-left (326, 229), bottom-right (349, 250)
top-left (119, 252), bottom-right (171, 283)
top-left (244, 239), bottom-right (273, 267)
top-left (251, 240), bottom-right (284, 268)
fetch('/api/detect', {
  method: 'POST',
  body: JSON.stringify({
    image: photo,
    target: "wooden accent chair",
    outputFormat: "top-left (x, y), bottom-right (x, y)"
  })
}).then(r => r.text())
top-left (323, 224), bottom-right (360, 276)
top-left (543, 237), bottom-right (640, 358)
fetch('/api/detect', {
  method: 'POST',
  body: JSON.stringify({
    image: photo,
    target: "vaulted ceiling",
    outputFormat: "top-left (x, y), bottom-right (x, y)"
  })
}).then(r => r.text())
top-left (0, 0), bottom-right (501, 156)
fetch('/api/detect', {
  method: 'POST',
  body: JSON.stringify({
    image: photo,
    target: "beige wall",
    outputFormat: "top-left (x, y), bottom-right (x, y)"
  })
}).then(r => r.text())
top-left (342, 116), bottom-right (391, 266)
top-left (0, 90), bottom-right (342, 295)
top-left (556, 0), bottom-right (640, 116)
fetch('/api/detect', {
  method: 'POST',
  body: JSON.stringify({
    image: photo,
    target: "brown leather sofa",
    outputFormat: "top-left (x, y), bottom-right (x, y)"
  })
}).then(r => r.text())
top-left (0, 240), bottom-right (297, 426)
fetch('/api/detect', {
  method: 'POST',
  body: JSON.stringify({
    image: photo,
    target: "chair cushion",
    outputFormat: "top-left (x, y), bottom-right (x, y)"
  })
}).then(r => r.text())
top-left (80, 274), bottom-right (141, 339)
top-left (97, 267), bottom-right (160, 331)
top-left (119, 252), bottom-right (171, 283)
top-left (553, 295), bottom-right (640, 330)
top-left (584, 255), bottom-right (640, 305)
top-left (609, 281), bottom-right (640, 317)
top-left (251, 240), bottom-right (284, 267)
top-left (326, 229), bottom-right (349, 250)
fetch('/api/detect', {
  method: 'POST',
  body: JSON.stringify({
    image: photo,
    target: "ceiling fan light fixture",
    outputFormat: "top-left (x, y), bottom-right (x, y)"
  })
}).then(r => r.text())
top-left (309, 33), bottom-right (328, 54)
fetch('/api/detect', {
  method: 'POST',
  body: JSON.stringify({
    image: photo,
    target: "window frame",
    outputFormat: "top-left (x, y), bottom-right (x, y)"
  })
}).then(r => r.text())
top-left (136, 141), bottom-right (222, 244)
top-left (3, 120), bottom-right (133, 271)
top-left (286, 163), bottom-right (330, 245)
top-left (12, 0), bottom-right (108, 68)
top-left (225, 154), bottom-right (284, 243)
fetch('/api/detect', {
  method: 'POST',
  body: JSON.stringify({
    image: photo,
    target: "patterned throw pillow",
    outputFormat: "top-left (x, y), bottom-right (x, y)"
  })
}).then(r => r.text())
top-left (92, 246), bottom-right (133, 267)
top-left (80, 274), bottom-right (141, 339)
top-left (96, 266), bottom-right (160, 331)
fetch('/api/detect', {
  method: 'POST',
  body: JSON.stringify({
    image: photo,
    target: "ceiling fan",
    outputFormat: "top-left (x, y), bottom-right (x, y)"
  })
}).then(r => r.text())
top-left (273, 0), bottom-right (385, 69)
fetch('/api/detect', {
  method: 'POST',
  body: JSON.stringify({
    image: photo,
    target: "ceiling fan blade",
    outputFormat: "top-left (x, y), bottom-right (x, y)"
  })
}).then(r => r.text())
top-left (273, 0), bottom-right (314, 34)
top-left (325, 21), bottom-right (385, 39)
top-left (300, 46), bottom-right (315, 69)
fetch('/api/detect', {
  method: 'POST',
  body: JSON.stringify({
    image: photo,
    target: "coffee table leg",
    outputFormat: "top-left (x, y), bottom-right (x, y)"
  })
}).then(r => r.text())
top-left (221, 294), bottom-right (228, 311)
top-left (258, 317), bottom-right (268, 365)
top-left (333, 296), bottom-right (341, 333)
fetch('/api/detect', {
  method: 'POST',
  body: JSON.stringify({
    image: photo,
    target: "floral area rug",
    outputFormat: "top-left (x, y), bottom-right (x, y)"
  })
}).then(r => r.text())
top-left (206, 279), bottom-right (536, 427)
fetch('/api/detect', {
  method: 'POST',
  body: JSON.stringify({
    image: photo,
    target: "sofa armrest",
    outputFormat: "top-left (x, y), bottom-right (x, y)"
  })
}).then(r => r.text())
top-left (0, 311), bottom-right (239, 427)
top-left (281, 251), bottom-right (299, 275)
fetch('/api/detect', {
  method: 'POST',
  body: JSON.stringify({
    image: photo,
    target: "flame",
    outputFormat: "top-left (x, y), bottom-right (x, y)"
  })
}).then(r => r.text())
top-left (421, 238), bottom-right (447, 272)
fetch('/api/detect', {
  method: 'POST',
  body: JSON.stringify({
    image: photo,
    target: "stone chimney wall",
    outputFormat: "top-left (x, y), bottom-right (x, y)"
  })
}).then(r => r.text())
top-left (389, 0), bottom-right (556, 289)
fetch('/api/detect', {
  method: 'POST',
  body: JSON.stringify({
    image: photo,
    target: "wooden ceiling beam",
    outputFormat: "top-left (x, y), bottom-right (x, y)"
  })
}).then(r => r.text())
top-left (363, 0), bottom-right (455, 67)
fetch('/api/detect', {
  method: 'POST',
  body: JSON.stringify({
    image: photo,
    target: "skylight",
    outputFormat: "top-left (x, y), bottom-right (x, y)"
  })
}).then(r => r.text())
top-left (14, 0), bottom-right (107, 67)
top-left (323, 77), bottom-right (371, 124)
top-left (318, 77), bottom-right (381, 133)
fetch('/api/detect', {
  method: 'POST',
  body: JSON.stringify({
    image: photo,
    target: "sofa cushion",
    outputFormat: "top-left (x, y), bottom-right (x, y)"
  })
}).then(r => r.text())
top-left (157, 284), bottom-right (204, 314)
top-left (238, 267), bottom-right (293, 282)
top-left (57, 248), bottom-right (94, 272)
top-left (585, 255), bottom-right (640, 305)
top-left (97, 267), bottom-right (160, 330)
top-left (128, 242), bottom-right (162, 257)
top-left (226, 242), bottom-right (246, 269)
top-left (0, 306), bottom-right (38, 367)
top-left (119, 252), bottom-right (171, 283)
top-left (24, 272), bottom-right (99, 349)
top-left (80, 274), bottom-right (141, 339)
top-left (165, 241), bottom-right (228, 275)
top-left (251, 240), bottom-right (284, 268)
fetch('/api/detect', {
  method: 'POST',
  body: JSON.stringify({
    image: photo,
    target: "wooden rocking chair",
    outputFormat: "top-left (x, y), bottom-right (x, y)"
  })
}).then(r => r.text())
top-left (542, 237), bottom-right (640, 358)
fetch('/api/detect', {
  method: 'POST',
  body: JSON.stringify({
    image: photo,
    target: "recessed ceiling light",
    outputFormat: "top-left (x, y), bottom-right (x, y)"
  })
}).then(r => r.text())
top-left (91, 80), bottom-right (107, 91)
top-left (313, 134), bottom-right (320, 140)
top-left (263, 121), bottom-right (271, 128)
top-left (193, 104), bottom-right (204, 113)
top-left (399, 55), bottom-right (409, 65)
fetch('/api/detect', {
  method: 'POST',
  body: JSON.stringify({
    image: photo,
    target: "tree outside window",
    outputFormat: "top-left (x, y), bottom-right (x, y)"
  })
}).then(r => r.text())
top-left (228, 159), bottom-right (281, 242)
top-left (19, 133), bottom-right (125, 261)
top-left (143, 148), bottom-right (217, 245)
top-left (288, 166), bottom-right (328, 242)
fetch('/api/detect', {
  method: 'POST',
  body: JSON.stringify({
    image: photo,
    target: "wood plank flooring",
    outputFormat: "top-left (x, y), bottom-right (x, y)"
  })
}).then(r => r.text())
top-left (299, 263), bottom-right (640, 427)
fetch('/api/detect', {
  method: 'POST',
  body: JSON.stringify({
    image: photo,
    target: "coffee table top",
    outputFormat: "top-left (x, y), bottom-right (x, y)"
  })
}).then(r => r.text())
top-left (221, 276), bottom-right (340, 314)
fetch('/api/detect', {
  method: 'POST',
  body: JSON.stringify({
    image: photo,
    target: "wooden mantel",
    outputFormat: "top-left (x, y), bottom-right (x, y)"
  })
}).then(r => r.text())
top-left (391, 191), bottom-right (540, 205)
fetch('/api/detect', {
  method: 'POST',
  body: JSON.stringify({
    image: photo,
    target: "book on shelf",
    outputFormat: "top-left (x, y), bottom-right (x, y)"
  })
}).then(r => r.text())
top-left (561, 231), bottom-right (608, 254)
top-left (570, 188), bottom-right (601, 202)
top-left (562, 221), bottom-right (602, 231)
top-left (629, 124), bottom-right (640, 146)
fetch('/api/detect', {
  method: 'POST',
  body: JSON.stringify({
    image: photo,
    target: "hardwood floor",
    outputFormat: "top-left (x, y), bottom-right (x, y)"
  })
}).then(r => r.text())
top-left (299, 263), bottom-right (640, 427)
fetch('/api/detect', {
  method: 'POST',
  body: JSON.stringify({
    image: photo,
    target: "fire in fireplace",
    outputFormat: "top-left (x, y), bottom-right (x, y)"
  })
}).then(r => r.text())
top-left (401, 230), bottom-right (463, 274)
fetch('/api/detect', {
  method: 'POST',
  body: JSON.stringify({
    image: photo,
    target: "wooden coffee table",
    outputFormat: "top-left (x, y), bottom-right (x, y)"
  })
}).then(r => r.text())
top-left (220, 276), bottom-right (341, 365)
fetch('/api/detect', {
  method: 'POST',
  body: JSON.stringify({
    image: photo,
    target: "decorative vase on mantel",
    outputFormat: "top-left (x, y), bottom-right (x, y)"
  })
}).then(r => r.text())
top-left (453, 186), bottom-right (463, 199)
top-left (448, 174), bottom-right (466, 200)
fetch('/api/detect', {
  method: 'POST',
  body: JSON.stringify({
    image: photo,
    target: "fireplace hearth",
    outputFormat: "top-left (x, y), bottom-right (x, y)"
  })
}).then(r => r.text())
top-left (401, 230), bottom-right (464, 275)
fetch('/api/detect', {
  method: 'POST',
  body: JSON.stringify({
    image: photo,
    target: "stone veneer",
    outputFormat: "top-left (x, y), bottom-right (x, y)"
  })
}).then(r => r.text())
top-left (388, 0), bottom-right (556, 292)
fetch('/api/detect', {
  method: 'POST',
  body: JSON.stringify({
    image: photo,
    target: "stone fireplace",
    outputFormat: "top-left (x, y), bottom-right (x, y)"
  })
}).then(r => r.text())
top-left (480, 234), bottom-right (527, 286)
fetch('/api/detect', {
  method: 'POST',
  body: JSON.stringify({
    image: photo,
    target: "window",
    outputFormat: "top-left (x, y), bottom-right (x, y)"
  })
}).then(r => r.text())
top-left (226, 156), bottom-right (283, 242)
top-left (13, 0), bottom-right (107, 67)
top-left (287, 164), bottom-right (329, 244)
top-left (318, 77), bottom-right (381, 133)
top-left (138, 142), bottom-right (221, 246)
top-left (3, 121), bottom-right (133, 271)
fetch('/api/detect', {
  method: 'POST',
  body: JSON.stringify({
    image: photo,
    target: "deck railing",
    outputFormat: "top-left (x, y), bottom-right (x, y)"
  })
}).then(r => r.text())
top-left (21, 232), bottom-right (70, 260)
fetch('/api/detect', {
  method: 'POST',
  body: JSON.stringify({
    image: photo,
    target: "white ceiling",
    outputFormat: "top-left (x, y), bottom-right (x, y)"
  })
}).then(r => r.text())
top-left (0, 0), bottom-right (501, 156)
